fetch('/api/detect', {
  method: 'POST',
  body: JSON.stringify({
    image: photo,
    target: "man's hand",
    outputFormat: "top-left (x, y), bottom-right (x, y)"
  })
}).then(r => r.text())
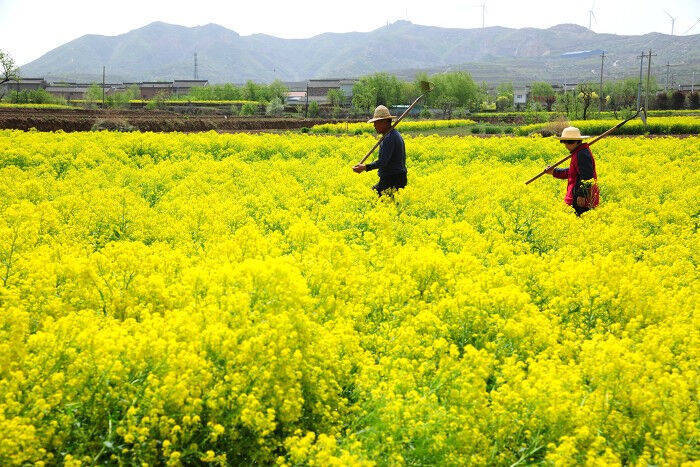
top-left (544, 166), bottom-right (555, 175)
top-left (353, 164), bottom-right (366, 173)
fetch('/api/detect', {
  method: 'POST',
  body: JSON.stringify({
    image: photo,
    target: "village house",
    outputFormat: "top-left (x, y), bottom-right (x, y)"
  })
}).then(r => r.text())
top-left (0, 77), bottom-right (47, 94)
top-left (306, 78), bottom-right (356, 105)
top-left (172, 79), bottom-right (209, 96)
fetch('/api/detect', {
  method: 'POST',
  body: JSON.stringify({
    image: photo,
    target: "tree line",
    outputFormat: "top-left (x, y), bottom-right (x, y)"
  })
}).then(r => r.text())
top-left (350, 72), bottom-right (699, 119)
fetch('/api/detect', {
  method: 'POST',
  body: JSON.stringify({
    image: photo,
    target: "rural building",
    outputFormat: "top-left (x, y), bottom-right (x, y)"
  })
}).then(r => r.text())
top-left (0, 78), bottom-right (47, 94)
top-left (45, 83), bottom-right (90, 100)
top-left (139, 82), bottom-right (174, 99)
top-left (307, 78), bottom-right (356, 105)
top-left (284, 81), bottom-right (307, 92)
top-left (677, 83), bottom-right (699, 95)
top-left (514, 87), bottom-right (528, 109)
top-left (285, 91), bottom-right (307, 106)
top-left (46, 83), bottom-right (130, 100)
top-left (172, 79), bottom-right (209, 96)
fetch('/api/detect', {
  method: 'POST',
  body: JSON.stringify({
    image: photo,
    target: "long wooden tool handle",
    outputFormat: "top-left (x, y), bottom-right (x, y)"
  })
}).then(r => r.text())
top-left (525, 110), bottom-right (640, 185)
top-left (357, 94), bottom-right (425, 165)
top-left (524, 154), bottom-right (573, 185)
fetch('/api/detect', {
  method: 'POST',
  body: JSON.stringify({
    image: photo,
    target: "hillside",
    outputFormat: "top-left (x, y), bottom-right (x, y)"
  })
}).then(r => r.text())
top-left (19, 21), bottom-right (700, 84)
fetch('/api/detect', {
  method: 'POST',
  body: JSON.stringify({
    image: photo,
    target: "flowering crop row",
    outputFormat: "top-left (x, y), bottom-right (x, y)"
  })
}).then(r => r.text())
top-left (516, 116), bottom-right (700, 136)
top-left (0, 103), bottom-right (77, 110)
top-left (310, 119), bottom-right (477, 134)
top-left (0, 130), bottom-right (697, 465)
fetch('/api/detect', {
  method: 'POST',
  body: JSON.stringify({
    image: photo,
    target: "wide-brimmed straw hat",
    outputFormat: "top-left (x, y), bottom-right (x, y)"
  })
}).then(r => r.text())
top-left (367, 105), bottom-right (396, 123)
top-left (558, 126), bottom-right (590, 141)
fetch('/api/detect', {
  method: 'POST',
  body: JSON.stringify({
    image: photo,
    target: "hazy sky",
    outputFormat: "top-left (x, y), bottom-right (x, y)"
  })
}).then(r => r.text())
top-left (1, 0), bottom-right (698, 65)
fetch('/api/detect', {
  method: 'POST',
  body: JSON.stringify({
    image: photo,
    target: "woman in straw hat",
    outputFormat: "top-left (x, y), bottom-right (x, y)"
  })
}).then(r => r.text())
top-left (353, 105), bottom-right (407, 196)
top-left (544, 126), bottom-right (599, 216)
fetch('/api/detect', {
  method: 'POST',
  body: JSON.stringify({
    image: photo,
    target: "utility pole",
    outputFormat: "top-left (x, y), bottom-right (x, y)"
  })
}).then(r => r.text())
top-left (636, 52), bottom-right (644, 110)
top-left (599, 51), bottom-right (605, 111)
top-left (645, 50), bottom-right (655, 110)
top-left (305, 81), bottom-right (309, 118)
top-left (194, 52), bottom-right (198, 80)
top-left (102, 66), bottom-right (105, 108)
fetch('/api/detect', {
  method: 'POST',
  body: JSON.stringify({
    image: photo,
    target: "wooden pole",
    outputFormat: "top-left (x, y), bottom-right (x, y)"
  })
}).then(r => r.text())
top-left (524, 110), bottom-right (641, 185)
top-left (102, 66), bottom-right (105, 108)
top-left (357, 93), bottom-right (425, 165)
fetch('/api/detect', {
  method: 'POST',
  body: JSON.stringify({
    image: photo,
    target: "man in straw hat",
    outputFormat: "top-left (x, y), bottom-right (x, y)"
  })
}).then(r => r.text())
top-left (544, 126), bottom-right (599, 216)
top-left (353, 105), bottom-right (407, 195)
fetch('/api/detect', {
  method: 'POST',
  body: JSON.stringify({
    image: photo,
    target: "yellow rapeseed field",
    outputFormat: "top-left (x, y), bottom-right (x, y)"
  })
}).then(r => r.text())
top-left (310, 119), bottom-right (477, 134)
top-left (0, 129), bottom-right (698, 465)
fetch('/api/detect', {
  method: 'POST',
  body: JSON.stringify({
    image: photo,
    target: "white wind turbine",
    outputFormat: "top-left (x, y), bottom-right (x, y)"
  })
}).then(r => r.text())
top-left (588, 1), bottom-right (597, 31)
top-left (664, 10), bottom-right (677, 35)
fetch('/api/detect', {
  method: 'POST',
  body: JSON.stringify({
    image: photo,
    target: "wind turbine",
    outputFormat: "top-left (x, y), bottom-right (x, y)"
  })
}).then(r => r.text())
top-left (664, 10), bottom-right (677, 35)
top-left (588, 1), bottom-right (597, 31)
top-left (473, 1), bottom-right (487, 29)
top-left (683, 18), bottom-right (700, 35)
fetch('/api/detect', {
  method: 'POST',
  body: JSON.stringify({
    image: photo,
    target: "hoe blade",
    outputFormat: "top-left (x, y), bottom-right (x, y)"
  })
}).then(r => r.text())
top-left (419, 80), bottom-right (435, 94)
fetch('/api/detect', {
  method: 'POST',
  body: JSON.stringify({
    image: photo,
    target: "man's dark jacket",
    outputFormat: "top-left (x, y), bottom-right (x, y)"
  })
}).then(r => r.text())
top-left (366, 129), bottom-right (407, 177)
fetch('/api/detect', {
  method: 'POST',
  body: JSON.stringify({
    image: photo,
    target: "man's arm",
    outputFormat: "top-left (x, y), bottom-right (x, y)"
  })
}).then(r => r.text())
top-left (366, 132), bottom-right (395, 171)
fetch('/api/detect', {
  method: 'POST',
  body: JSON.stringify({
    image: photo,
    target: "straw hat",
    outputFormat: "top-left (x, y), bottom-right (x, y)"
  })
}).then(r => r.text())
top-left (558, 126), bottom-right (590, 141)
top-left (367, 105), bottom-right (396, 123)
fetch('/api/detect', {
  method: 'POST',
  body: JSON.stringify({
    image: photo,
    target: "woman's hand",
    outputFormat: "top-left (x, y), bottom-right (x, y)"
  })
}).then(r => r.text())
top-left (544, 166), bottom-right (555, 175)
top-left (576, 196), bottom-right (587, 207)
top-left (353, 164), bottom-right (366, 173)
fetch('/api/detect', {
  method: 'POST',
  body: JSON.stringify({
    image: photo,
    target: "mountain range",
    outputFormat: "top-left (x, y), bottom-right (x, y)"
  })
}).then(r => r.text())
top-left (19, 21), bottom-right (700, 85)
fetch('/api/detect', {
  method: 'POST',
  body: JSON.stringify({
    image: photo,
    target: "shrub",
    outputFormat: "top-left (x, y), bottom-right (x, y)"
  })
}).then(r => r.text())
top-left (308, 101), bottom-right (320, 118)
top-left (90, 118), bottom-right (136, 132)
top-left (265, 97), bottom-right (284, 116)
top-left (240, 103), bottom-right (259, 116)
top-left (655, 92), bottom-right (669, 110)
top-left (452, 107), bottom-right (469, 119)
top-left (419, 107), bottom-right (433, 119)
top-left (671, 90), bottom-right (686, 110)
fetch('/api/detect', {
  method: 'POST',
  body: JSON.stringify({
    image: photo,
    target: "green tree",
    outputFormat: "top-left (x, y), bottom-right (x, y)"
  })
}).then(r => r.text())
top-left (265, 80), bottom-right (289, 103)
top-left (85, 83), bottom-right (102, 106)
top-left (0, 49), bottom-right (19, 99)
top-left (494, 82), bottom-right (514, 111)
top-left (127, 84), bottom-right (141, 100)
top-left (352, 73), bottom-right (403, 111)
top-left (400, 81), bottom-right (420, 105)
top-left (576, 83), bottom-right (598, 120)
top-left (427, 71), bottom-right (483, 113)
top-left (327, 88), bottom-right (345, 107)
top-left (242, 80), bottom-right (264, 102)
top-left (554, 91), bottom-right (582, 119)
top-left (530, 82), bottom-right (555, 111)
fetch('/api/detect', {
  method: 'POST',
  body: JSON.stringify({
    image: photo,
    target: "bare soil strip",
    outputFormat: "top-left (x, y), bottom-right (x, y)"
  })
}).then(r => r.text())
top-left (0, 108), bottom-right (362, 132)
